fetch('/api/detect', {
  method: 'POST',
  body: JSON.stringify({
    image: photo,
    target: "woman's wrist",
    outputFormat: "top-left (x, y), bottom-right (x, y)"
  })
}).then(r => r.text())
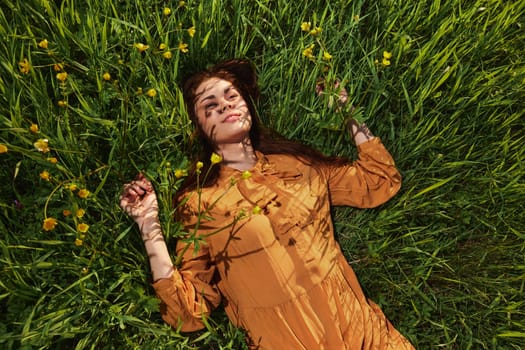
top-left (347, 119), bottom-right (375, 145)
top-left (139, 219), bottom-right (162, 241)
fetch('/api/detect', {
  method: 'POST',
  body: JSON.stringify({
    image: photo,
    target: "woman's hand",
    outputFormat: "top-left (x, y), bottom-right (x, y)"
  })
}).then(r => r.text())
top-left (347, 119), bottom-right (375, 146)
top-left (120, 173), bottom-right (160, 234)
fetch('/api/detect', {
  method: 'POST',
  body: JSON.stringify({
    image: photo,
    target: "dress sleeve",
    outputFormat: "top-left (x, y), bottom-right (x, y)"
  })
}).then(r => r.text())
top-left (324, 137), bottom-right (402, 208)
top-left (151, 204), bottom-right (221, 332)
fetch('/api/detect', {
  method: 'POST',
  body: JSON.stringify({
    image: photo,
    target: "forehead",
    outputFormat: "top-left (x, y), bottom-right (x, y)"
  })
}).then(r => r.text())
top-left (195, 78), bottom-right (234, 101)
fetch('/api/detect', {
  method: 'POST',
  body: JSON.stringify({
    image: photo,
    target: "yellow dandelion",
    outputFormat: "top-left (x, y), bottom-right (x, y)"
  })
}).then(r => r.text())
top-left (74, 238), bottom-right (83, 246)
top-left (53, 63), bottom-right (64, 72)
top-left (47, 157), bottom-right (58, 164)
top-left (159, 43), bottom-right (167, 50)
top-left (383, 51), bottom-right (393, 59)
top-left (163, 51), bottom-right (172, 59)
top-left (323, 51), bottom-right (333, 61)
top-left (134, 43), bottom-right (149, 52)
top-left (252, 205), bottom-right (262, 215)
top-left (241, 170), bottom-right (252, 180)
top-left (38, 39), bottom-right (48, 49)
top-left (210, 152), bottom-right (222, 164)
top-left (19, 58), bottom-right (31, 74)
top-left (309, 27), bottom-right (322, 36)
top-left (39, 170), bottom-right (51, 181)
top-left (381, 58), bottom-right (391, 67)
top-left (174, 169), bottom-right (186, 178)
top-left (187, 26), bottom-right (196, 38)
top-left (56, 72), bottom-right (68, 82)
top-left (77, 223), bottom-right (89, 233)
top-left (76, 209), bottom-right (85, 218)
top-left (163, 7), bottom-right (171, 16)
top-left (178, 42), bottom-right (189, 53)
top-left (43, 217), bottom-right (58, 231)
top-left (30, 123), bottom-right (39, 133)
top-left (78, 188), bottom-right (90, 199)
top-left (302, 44), bottom-right (315, 60)
top-left (102, 72), bottom-right (111, 81)
top-left (147, 88), bottom-right (157, 97)
top-left (34, 139), bottom-right (50, 153)
top-left (0, 144), bottom-right (8, 153)
top-left (68, 183), bottom-right (78, 191)
top-left (301, 22), bottom-right (311, 32)
top-left (57, 100), bottom-right (67, 108)
top-left (63, 209), bottom-right (71, 217)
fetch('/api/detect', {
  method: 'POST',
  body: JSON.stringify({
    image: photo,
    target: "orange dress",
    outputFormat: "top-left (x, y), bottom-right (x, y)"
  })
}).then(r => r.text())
top-left (153, 138), bottom-right (414, 349)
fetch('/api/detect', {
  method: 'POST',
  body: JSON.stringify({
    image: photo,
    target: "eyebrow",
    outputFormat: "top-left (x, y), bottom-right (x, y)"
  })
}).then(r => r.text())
top-left (196, 84), bottom-right (235, 106)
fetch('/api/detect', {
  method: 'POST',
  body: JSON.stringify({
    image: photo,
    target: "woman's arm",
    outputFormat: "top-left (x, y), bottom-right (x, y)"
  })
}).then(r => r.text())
top-left (120, 173), bottom-right (173, 281)
top-left (120, 174), bottom-right (220, 331)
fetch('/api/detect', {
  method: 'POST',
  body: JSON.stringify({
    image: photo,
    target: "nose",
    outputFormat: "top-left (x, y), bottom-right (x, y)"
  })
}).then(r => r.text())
top-left (220, 99), bottom-right (232, 113)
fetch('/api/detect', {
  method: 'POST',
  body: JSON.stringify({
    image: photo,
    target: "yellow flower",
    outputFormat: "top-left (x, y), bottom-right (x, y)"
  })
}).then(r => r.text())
top-left (53, 63), bottom-right (64, 72)
top-left (77, 223), bottom-right (89, 233)
top-left (252, 205), bottom-right (262, 215)
top-left (74, 238), bottom-right (83, 246)
top-left (56, 72), bottom-right (68, 82)
top-left (0, 144), bottom-right (8, 153)
top-left (196, 161), bottom-right (204, 171)
top-left (78, 188), bottom-right (90, 199)
top-left (134, 43), bottom-right (149, 52)
top-left (159, 43), bottom-right (167, 50)
top-left (38, 39), bottom-right (48, 49)
top-left (174, 169), bottom-right (186, 178)
top-left (68, 183), bottom-right (78, 191)
top-left (102, 72), bottom-right (111, 81)
top-left (187, 26), bottom-right (196, 38)
top-left (147, 88), bottom-right (157, 97)
top-left (301, 22), bottom-right (311, 32)
top-left (241, 170), bottom-right (252, 180)
top-left (309, 27), bottom-right (322, 36)
top-left (34, 139), bottom-right (50, 153)
top-left (163, 7), bottom-right (171, 16)
top-left (323, 51), bottom-right (333, 61)
top-left (178, 42), bottom-right (189, 53)
top-left (47, 157), bottom-right (58, 164)
top-left (43, 217), bottom-right (58, 231)
top-left (381, 58), bottom-right (391, 67)
top-left (178, 1), bottom-right (186, 8)
top-left (76, 209), bottom-right (85, 218)
top-left (40, 170), bottom-right (51, 181)
top-left (19, 58), bottom-right (31, 74)
top-left (210, 152), bottom-right (222, 164)
top-left (353, 15), bottom-right (360, 22)
top-left (163, 51), bottom-right (173, 59)
top-left (57, 100), bottom-right (68, 108)
top-left (383, 51), bottom-right (393, 59)
top-left (30, 123), bottom-right (39, 133)
top-left (302, 44), bottom-right (315, 60)
top-left (62, 209), bottom-right (71, 217)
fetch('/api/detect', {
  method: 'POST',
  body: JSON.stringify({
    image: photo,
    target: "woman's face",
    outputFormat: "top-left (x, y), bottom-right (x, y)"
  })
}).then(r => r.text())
top-left (194, 77), bottom-right (252, 148)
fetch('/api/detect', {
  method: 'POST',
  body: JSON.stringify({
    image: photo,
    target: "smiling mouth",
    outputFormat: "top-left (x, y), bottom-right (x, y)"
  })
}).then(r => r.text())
top-left (223, 113), bottom-right (241, 122)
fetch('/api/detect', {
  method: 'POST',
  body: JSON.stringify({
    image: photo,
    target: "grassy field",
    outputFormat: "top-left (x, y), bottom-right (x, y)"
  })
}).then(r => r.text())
top-left (1, 0), bottom-right (524, 349)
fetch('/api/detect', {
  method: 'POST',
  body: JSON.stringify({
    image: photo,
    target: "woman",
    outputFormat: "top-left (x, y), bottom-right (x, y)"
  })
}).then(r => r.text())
top-left (120, 59), bottom-right (414, 349)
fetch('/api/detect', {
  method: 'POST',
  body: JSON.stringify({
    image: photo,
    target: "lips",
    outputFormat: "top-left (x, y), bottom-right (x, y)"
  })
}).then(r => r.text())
top-left (223, 113), bottom-right (242, 122)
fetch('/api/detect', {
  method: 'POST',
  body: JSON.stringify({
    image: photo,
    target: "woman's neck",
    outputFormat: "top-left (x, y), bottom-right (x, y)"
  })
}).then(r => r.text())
top-left (216, 138), bottom-right (257, 171)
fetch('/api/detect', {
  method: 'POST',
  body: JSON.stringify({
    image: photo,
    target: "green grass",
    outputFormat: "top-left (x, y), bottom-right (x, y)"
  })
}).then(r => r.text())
top-left (1, 0), bottom-right (524, 349)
